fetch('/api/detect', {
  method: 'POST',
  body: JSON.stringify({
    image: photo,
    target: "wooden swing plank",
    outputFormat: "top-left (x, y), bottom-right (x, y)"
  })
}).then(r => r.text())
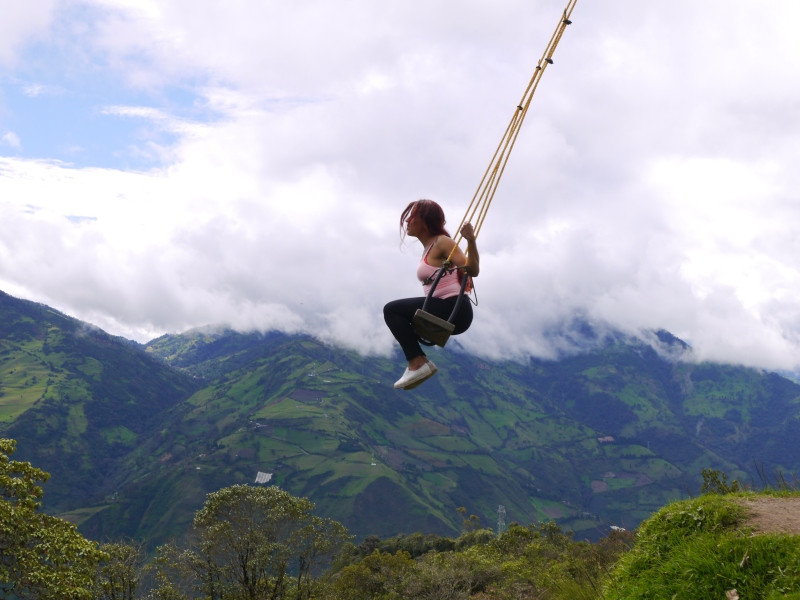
top-left (412, 309), bottom-right (455, 347)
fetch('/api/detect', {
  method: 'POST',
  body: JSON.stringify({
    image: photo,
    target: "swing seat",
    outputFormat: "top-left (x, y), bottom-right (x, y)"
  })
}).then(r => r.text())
top-left (413, 309), bottom-right (455, 347)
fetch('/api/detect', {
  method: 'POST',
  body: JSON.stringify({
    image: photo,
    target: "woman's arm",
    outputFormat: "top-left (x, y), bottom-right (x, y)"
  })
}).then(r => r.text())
top-left (433, 224), bottom-right (480, 277)
top-left (459, 223), bottom-right (480, 277)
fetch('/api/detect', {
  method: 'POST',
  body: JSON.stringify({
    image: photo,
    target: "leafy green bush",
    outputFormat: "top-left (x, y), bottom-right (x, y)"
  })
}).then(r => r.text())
top-left (701, 467), bottom-right (742, 494)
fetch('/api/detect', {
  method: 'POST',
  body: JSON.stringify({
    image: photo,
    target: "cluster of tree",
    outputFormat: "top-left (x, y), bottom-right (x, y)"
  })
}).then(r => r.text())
top-left (1, 437), bottom-right (633, 599)
top-left (1, 438), bottom-right (349, 599)
top-left (147, 484), bottom-right (350, 599)
top-left (327, 523), bottom-right (634, 600)
top-left (1, 438), bottom-right (106, 599)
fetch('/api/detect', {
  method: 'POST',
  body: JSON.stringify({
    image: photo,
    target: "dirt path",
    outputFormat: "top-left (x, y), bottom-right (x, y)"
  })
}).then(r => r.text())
top-left (738, 496), bottom-right (800, 535)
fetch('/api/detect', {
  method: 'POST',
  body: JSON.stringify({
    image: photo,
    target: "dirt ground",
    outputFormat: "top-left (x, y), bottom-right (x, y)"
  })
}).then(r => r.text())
top-left (738, 496), bottom-right (800, 535)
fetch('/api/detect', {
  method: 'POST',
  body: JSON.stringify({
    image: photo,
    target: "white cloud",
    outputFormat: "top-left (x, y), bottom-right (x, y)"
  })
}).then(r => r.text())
top-left (0, 1), bottom-right (57, 66)
top-left (22, 83), bottom-right (63, 97)
top-left (1, 132), bottom-right (21, 149)
top-left (2, 1), bottom-right (800, 371)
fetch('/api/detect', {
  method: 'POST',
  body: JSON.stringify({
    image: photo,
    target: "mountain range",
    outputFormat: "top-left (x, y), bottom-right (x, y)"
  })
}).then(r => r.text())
top-left (2, 288), bottom-right (799, 549)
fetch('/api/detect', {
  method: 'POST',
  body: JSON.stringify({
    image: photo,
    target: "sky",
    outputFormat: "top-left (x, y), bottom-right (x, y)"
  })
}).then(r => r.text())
top-left (2, 0), bottom-right (800, 370)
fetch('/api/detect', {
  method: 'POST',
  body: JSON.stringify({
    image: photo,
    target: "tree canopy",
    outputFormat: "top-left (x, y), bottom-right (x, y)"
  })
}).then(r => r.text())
top-left (0, 438), bottom-right (106, 599)
top-left (149, 484), bottom-right (351, 600)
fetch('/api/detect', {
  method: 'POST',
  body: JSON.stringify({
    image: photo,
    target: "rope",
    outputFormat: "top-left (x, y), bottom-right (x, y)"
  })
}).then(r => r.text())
top-left (447, 0), bottom-right (578, 262)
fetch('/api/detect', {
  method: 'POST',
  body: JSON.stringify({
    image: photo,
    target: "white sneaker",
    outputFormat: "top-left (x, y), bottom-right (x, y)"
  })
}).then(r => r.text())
top-left (393, 361), bottom-right (438, 390)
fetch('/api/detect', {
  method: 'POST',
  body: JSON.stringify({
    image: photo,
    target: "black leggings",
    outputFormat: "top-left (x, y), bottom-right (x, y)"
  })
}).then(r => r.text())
top-left (383, 296), bottom-right (473, 361)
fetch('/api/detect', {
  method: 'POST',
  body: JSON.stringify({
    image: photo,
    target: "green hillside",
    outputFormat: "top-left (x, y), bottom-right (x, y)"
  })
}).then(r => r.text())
top-left (89, 326), bottom-right (800, 548)
top-left (3, 289), bottom-right (800, 552)
top-left (0, 290), bottom-right (200, 510)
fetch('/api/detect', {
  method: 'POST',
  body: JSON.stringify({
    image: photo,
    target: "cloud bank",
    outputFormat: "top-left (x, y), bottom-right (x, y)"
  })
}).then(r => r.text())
top-left (2, 1), bottom-right (800, 370)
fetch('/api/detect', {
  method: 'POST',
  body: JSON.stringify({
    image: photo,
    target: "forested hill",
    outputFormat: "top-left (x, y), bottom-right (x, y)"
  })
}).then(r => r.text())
top-left (2, 289), bottom-right (800, 549)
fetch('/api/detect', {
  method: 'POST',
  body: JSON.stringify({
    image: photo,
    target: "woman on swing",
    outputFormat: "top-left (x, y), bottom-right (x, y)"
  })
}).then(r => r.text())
top-left (384, 199), bottom-right (480, 389)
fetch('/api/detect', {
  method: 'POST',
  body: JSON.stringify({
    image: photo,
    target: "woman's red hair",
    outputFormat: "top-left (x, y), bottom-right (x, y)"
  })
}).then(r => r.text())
top-left (400, 199), bottom-right (450, 240)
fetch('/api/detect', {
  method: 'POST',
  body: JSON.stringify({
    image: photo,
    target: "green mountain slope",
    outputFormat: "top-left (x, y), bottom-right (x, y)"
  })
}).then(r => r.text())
top-left (3, 290), bottom-right (800, 550)
top-left (0, 290), bottom-right (200, 511)
top-left (88, 325), bottom-right (800, 547)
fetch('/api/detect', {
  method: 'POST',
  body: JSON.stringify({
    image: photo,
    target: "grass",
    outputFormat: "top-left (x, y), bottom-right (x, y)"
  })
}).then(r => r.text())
top-left (100, 426), bottom-right (137, 445)
top-left (67, 403), bottom-right (88, 436)
top-left (76, 356), bottom-right (103, 379)
top-left (530, 498), bottom-right (570, 521)
top-left (0, 352), bottom-right (53, 421)
top-left (604, 492), bottom-right (800, 599)
top-left (424, 434), bottom-right (479, 453)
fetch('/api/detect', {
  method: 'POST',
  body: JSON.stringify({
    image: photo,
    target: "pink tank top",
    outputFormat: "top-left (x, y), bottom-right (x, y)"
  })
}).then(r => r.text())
top-left (417, 238), bottom-right (463, 299)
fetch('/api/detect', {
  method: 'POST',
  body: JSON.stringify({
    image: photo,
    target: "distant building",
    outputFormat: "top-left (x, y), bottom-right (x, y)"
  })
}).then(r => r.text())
top-left (254, 471), bottom-right (273, 484)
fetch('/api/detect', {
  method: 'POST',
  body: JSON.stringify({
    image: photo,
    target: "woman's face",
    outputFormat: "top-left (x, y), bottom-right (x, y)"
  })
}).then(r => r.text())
top-left (405, 206), bottom-right (425, 238)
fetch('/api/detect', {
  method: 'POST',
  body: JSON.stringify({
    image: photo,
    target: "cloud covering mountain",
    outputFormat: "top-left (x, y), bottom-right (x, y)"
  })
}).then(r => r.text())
top-left (2, 1), bottom-right (800, 369)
